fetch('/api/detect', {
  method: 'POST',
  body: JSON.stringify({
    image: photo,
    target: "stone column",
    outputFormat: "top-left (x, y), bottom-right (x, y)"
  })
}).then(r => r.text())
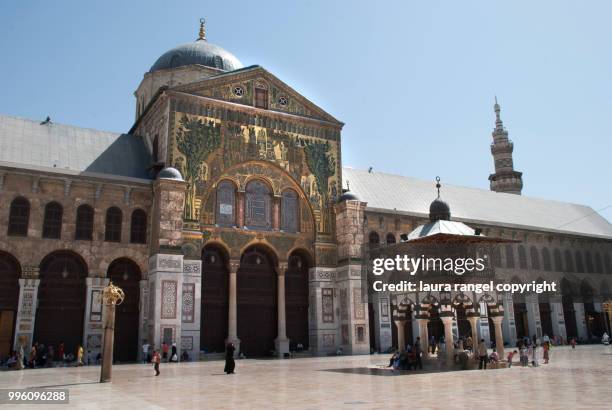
top-left (490, 315), bottom-right (505, 359)
top-left (137, 279), bottom-right (149, 362)
top-left (467, 314), bottom-right (479, 357)
top-left (549, 296), bottom-right (567, 342)
top-left (83, 277), bottom-right (109, 361)
top-left (13, 278), bottom-right (40, 354)
top-left (501, 292), bottom-right (517, 346)
top-left (573, 302), bottom-right (588, 342)
top-left (416, 315), bottom-right (429, 357)
top-left (394, 320), bottom-right (406, 352)
top-left (100, 303), bottom-right (116, 383)
top-left (440, 315), bottom-right (455, 364)
top-left (227, 260), bottom-right (240, 354)
top-left (275, 263), bottom-right (289, 357)
top-left (526, 293), bottom-right (542, 339)
top-left (478, 302), bottom-right (491, 345)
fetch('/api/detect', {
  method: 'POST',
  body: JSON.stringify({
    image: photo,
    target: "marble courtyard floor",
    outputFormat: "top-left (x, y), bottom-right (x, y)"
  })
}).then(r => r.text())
top-left (0, 345), bottom-right (610, 409)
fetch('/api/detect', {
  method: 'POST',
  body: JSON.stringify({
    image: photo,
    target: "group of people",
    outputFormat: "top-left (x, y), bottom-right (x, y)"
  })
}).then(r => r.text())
top-left (2, 341), bottom-right (90, 370)
top-left (144, 341), bottom-right (236, 377)
top-left (387, 337), bottom-right (424, 371)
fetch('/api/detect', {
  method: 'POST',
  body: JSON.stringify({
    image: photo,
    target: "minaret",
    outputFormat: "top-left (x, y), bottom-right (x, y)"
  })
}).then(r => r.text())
top-left (488, 98), bottom-right (523, 194)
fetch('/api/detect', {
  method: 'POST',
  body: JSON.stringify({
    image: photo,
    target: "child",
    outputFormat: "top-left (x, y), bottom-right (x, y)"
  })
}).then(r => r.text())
top-left (507, 350), bottom-right (518, 368)
top-left (152, 350), bottom-right (161, 376)
top-left (543, 342), bottom-right (550, 364)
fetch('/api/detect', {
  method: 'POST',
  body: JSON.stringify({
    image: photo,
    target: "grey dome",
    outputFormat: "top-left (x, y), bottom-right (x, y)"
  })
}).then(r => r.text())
top-left (338, 190), bottom-right (359, 203)
top-left (158, 167), bottom-right (183, 181)
top-left (150, 40), bottom-right (243, 73)
top-left (429, 198), bottom-right (451, 222)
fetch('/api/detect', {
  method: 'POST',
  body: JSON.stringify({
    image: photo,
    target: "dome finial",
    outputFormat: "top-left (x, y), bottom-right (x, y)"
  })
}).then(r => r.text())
top-left (435, 176), bottom-right (441, 198)
top-left (198, 18), bottom-right (206, 41)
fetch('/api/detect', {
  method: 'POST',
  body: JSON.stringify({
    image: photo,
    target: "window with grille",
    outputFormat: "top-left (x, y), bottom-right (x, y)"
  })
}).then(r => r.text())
top-left (42, 202), bottom-right (63, 239)
top-left (75, 204), bottom-right (94, 240)
top-left (216, 180), bottom-right (236, 227)
top-left (130, 209), bottom-right (147, 244)
top-left (105, 207), bottom-right (122, 242)
top-left (7, 197), bottom-right (30, 236)
top-left (281, 189), bottom-right (299, 232)
top-left (245, 180), bottom-right (271, 230)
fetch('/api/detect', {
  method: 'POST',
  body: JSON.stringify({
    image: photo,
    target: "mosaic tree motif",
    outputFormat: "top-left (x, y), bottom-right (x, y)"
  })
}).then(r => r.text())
top-left (304, 140), bottom-right (336, 232)
top-left (175, 115), bottom-right (221, 219)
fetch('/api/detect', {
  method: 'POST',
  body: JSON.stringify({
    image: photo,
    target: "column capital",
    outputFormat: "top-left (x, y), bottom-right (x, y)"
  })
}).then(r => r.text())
top-left (276, 262), bottom-right (288, 275)
top-left (228, 259), bottom-right (240, 273)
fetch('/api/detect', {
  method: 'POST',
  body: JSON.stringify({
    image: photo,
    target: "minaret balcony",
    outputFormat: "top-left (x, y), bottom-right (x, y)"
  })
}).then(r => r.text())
top-left (490, 140), bottom-right (514, 155)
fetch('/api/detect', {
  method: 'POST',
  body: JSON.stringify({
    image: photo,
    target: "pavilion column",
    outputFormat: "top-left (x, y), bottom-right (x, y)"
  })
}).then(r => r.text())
top-left (573, 302), bottom-right (588, 342)
top-left (275, 263), bottom-right (289, 357)
top-left (549, 296), bottom-right (567, 342)
top-left (467, 314), bottom-right (479, 357)
top-left (394, 320), bottom-right (406, 352)
top-left (525, 293), bottom-right (542, 340)
top-left (440, 315), bottom-right (455, 364)
top-left (416, 317), bottom-right (429, 357)
top-left (227, 260), bottom-right (240, 354)
top-left (490, 315), bottom-right (505, 359)
top-left (603, 302), bottom-right (612, 336)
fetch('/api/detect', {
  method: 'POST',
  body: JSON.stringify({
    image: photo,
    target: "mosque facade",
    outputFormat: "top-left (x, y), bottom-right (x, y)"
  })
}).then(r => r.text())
top-left (0, 21), bottom-right (611, 361)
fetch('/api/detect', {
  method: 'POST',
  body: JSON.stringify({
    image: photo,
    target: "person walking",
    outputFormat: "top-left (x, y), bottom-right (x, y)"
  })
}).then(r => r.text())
top-left (152, 350), bottom-right (161, 376)
top-left (224, 343), bottom-right (236, 374)
top-left (142, 342), bottom-right (150, 364)
top-left (170, 343), bottom-right (178, 363)
top-left (477, 339), bottom-right (488, 370)
top-left (162, 342), bottom-right (169, 362)
top-left (507, 350), bottom-right (518, 368)
top-left (76, 345), bottom-right (84, 366)
top-left (543, 342), bottom-right (550, 364)
top-left (414, 337), bottom-right (423, 370)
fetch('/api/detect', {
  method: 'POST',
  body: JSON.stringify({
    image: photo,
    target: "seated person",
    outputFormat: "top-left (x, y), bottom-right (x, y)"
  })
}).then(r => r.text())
top-left (181, 350), bottom-right (189, 362)
top-left (387, 351), bottom-right (400, 367)
top-left (489, 351), bottom-right (499, 363)
top-left (406, 349), bottom-right (417, 370)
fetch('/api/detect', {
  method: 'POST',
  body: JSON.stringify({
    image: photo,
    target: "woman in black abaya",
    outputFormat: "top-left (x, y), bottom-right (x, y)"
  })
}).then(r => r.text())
top-left (224, 343), bottom-right (236, 374)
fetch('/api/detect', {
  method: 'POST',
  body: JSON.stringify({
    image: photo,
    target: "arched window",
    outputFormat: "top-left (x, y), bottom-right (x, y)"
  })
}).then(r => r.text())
top-left (595, 253), bottom-right (603, 273)
top-left (518, 246), bottom-right (527, 269)
top-left (8, 197), bottom-right (30, 236)
top-left (564, 250), bottom-right (574, 272)
top-left (245, 180), bottom-right (272, 230)
top-left (75, 205), bottom-right (94, 240)
top-left (386, 233), bottom-right (396, 245)
top-left (505, 245), bottom-right (515, 269)
top-left (575, 251), bottom-right (584, 273)
top-left (281, 189), bottom-right (299, 233)
top-left (216, 180), bottom-right (236, 227)
top-left (530, 246), bottom-right (540, 270)
top-left (130, 209), bottom-right (147, 244)
top-left (554, 249), bottom-right (563, 271)
top-left (42, 202), bottom-right (63, 239)
top-left (585, 251), bottom-right (594, 273)
top-left (369, 232), bottom-right (380, 248)
top-left (542, 247), bottom-right (552, 271)
top-left (105, 207), bottom-right (122, 242)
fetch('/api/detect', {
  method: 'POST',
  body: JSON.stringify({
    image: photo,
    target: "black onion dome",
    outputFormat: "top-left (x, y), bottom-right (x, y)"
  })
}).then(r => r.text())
top-left (157, 167), bottom-right (183, 181)
top-left (429, 198), bottom-right (451, 222)
top-left (338, 189), bottom-right (359, 202)
top-left (150, 40), bottom-right (243, 73)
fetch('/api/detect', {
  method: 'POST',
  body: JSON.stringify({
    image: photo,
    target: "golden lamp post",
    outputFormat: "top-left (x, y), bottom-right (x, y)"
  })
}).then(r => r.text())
top-left (99, 281), bottom-right (125, 383)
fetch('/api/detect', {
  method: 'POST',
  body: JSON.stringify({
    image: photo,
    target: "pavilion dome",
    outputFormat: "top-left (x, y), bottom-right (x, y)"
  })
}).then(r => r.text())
top-left (338, 189), bottom-right (359, 203)
top-left (429, 198), bottom-right (451, 222)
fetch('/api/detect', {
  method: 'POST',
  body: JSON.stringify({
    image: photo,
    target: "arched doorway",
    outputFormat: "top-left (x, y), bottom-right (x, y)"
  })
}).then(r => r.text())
top-left (0, 252), bottom-right (20, 359)
top-left (34, 251), bottom-right (87, 358)
top-left (201, 244), bottom-right (229, 353)
top-left (561, 279), bottom-right (578, 339)
top-left (285, 250), bottom-right (310, 351)
top-left (107, 258), bottom-right (141, 362)
top-left (237, 246), bottom-right (277, 357)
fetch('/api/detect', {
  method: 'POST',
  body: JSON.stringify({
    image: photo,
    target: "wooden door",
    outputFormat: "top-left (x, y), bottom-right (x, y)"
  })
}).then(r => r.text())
top-left (285, 253), bottom-right (309, 351)
top-left (201, 247), bottom-right (229, 353)
top-left (108, 259), bottom-right (140, 363)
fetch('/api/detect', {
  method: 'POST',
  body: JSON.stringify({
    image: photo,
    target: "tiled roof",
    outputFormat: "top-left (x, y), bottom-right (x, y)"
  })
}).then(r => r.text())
top-left (0, 115), bottom-right (153, 181)
top-left (343, 167), bottom-right (612, 239)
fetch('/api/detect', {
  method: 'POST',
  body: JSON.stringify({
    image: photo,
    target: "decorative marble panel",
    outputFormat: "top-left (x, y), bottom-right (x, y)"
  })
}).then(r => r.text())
top-left (340, 289), bottom-right (348, 321)
top-left (90, 290), bottom-right (102, 322)
top-left (161, 280), bottom-right (178, 319)
top-left (355, 325), bottom-right (367, 344)
top-left (182, 283), bottom-right (195, 323)
top-left (20, 291), bottom-right (34, 320)
top-left (183, 260), bottom-right (201, 274)
top-left (353, 289), bottom-right (365, 320)
top-left (181, 336), bottom-right (193, 351)
top-left (322, 288), bottom-right (334, 323)
top-left (341, 324), bottom-right (349, 345)
top-left (87, 334), bottom-right (102, 349)
top-left (322, 334), bottom-right (335, 348)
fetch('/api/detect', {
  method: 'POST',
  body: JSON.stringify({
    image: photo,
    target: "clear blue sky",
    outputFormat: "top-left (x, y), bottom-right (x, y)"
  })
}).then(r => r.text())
top-left (1, 0), bottom-right (610, 222)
